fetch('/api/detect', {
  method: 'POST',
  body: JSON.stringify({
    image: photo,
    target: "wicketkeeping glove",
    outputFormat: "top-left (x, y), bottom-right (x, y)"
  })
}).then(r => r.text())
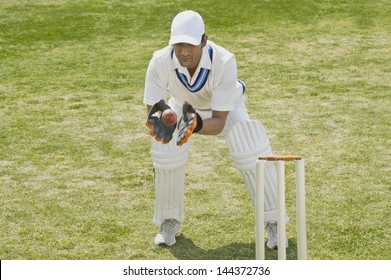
top-left (176, 102), bottom-right (203, 146)
top-left (145, 99), bottom-right (176, 144)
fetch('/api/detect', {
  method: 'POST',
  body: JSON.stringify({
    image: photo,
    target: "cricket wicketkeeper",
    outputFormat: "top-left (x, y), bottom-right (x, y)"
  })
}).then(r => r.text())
top-left (144, 10), bottom-right (288, 249)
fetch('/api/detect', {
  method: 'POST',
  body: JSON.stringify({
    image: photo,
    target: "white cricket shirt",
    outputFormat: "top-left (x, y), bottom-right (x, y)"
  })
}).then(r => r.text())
top-left (143, 41), bottom-right (245, 111)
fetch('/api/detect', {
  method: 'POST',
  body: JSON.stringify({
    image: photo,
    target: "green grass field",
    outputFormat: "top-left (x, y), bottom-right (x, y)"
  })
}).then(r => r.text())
top-left (1, 0), bottom-right (390, 260)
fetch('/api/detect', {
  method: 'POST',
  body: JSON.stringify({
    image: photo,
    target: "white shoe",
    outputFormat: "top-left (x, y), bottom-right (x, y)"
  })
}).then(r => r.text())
top-left (154, 219), bottom-right (181, 246)
top-left (266, 222), bottom-right (288, 250)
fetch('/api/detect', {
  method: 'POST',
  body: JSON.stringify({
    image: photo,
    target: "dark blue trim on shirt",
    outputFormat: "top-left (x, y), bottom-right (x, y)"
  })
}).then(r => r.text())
top-left (173, 45), bottom-right (213, 93)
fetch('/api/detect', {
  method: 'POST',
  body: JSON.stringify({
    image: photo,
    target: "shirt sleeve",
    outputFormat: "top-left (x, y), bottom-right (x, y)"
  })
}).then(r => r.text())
top-left (143, 51), bottom-right (169, 106)
top-left (210, 55), bottom-right (243, 111)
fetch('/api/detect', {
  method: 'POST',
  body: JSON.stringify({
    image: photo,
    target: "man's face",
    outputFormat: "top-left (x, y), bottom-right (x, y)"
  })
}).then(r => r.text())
top-left (173, 41), bottom-right (205, 72)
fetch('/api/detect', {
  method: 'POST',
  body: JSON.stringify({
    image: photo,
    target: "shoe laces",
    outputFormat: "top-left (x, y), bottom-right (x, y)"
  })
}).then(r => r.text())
top-left (266, 222), bottom-right (278, 236)
top-left (160, 219), bottom-right (177, 233)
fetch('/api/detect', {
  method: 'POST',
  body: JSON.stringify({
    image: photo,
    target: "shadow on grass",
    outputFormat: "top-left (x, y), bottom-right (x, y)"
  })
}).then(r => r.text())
top-left (167, 234), bottom-right (299, 260)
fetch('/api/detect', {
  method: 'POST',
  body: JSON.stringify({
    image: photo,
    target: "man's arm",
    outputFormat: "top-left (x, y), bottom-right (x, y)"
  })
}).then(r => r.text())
top-left (197, 110), bottom-right (229, 135)
top-left (176, 103), bottom-right (229, 146)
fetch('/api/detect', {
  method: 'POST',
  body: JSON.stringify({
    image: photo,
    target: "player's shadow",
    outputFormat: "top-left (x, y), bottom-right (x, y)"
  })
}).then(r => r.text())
top-left (168, 234), bottom-right (299, 260)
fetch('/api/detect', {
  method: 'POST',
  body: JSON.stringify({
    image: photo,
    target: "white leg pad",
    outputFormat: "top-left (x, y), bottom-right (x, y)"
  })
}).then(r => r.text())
top-left (226, 120), bottom-right (279, 222)
top-left (151, 135), bottom-right (190, 226)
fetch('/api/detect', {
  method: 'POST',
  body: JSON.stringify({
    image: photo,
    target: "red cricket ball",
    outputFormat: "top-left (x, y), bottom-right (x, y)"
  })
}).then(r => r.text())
top-left (161, 109), bottom-right (177, 126)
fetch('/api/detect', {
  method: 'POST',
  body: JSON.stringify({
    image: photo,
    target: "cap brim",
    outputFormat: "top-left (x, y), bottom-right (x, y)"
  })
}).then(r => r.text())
top-left (169, 35), bottom-right (201, 46)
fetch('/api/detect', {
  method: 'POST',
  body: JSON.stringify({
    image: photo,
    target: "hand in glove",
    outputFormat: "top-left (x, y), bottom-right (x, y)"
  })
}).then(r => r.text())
top-left (176, 102), bottom-right (203, 146)
top-left (145, 99), bottom-right (176, 144)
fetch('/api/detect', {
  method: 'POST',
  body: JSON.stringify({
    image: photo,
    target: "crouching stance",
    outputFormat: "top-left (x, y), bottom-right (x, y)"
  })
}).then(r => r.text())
top-left (143, 10), bottom-right (288, 249)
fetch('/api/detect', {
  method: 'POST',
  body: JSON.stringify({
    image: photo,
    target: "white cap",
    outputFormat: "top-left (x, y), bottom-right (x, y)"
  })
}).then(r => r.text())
top-left (169, 10), bottom-right (205, 46)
